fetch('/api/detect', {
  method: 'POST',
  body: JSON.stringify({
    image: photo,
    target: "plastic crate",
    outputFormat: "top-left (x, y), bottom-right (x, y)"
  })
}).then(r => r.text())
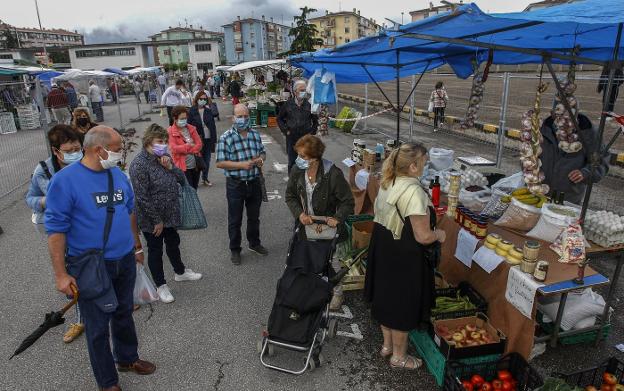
top-left (409, 329), bottom-right (500, 386)
top-left (444, 353), bottom-right (544, 391)
top-left (536, 311), bottom-right (611, 345)
top-left (267, 116), bottom-right (277, 127)
top-left (0, 112), bottom-right (17, 134)
top-left (554, 357), bottom-right (624, 388)
top-left (260, 111), bottom-right (269, 126)
top-left (249, 109), bottom-right (258, 127)
top-left (433, 281), bottom-right (488, 320)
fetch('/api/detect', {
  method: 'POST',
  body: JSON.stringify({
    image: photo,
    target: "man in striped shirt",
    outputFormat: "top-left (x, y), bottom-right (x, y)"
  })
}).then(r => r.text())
top-left (216, 104), bottom-right (268, 265)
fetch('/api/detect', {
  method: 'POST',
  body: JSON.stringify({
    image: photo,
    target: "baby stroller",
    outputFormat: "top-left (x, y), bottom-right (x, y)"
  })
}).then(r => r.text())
top-left (258, 224), bottom-right (366, 375)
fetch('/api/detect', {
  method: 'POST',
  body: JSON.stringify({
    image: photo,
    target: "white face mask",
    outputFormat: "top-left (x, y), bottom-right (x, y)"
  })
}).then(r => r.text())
top-left (100, 148), bottom-right (123, 169)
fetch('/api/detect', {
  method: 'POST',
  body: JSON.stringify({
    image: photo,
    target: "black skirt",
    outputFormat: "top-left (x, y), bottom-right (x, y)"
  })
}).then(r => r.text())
top-left (363, 219), bottom-right (436, 332)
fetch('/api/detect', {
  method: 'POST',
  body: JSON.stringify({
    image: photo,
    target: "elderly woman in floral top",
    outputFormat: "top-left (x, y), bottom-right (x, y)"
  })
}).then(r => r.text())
top-left (129, 123), bottom-right (202, 304)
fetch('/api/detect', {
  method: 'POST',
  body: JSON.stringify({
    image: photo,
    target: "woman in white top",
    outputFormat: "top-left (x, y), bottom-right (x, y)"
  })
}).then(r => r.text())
top-left (364, 142), bottom-right (446, 370)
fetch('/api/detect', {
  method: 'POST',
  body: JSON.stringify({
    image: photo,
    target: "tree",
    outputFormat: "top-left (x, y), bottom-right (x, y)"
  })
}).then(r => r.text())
top-left (283, 7), bottom-right (323, 56)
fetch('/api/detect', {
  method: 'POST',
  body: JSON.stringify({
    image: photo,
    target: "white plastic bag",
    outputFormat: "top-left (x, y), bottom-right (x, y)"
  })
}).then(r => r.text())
top-left (494, 197), bottom-right (542, 231)
top-left (134, 264), bottom-right (159, 305)
top-left (428, 101), bottom-right (434, 112)
top-left (538, 289), bottom-right (606, 331)
top-left (429, 148), bottom-right (454, 171)
top-left (491, 172), bottom-right (525, 193)
top-left (527, 203), bottom-right (580, 243)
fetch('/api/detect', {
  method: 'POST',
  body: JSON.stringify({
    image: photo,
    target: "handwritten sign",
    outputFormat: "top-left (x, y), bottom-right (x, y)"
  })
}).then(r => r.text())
top-left (473, 246), bottom-right (505, 274)
top-left (505, 266), bottom-right (544, 319)
top-left (454, 228), bottom-right (479, 268)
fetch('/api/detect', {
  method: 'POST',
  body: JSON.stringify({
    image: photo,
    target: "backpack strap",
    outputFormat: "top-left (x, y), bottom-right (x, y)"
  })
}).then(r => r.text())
top-left (39, 161), bottom-right (52, 180)
top-left (102, 170), bottom-right (116, 250)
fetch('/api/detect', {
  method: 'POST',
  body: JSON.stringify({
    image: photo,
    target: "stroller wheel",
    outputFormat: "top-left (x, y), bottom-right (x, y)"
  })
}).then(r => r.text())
top-left (257, 339), bottom-right (275, 357)
top-left (307, 352), bottom-right (324, 371)
top-left (327, 318), bottom-right (338, 339)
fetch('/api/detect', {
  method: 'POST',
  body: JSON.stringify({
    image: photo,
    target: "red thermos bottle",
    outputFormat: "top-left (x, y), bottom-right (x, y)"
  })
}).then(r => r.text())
top-left (432, 176), bottom-right (441, 208)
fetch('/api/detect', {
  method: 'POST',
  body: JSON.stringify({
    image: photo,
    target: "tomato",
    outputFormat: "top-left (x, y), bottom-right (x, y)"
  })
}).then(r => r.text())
top-left (462, 380), bottom-right (474, 391)
top-left (481, 382), bottom-right (493, 391)
top-left (604, 373), bottom-right (618, 386)
top-left (471, 375), bottom-right (485, 388)
top-left (497, 370), bottom-right (513, 382)
top-left (492, 379), bottom-right (503, 390)
top-left (501, 380), bottom-right (513, 391)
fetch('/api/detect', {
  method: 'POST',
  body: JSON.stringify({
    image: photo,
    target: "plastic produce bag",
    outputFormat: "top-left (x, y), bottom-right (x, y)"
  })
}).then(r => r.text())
top-left (134, 264), bottom-right (159, 305)
top-left (527, 203), bottom-right (580, 243)
top-left (481, 188), bottom-right (511, 219)
top-left (491, 172), bottom-right (524, 193)
top-left (550, 223), bottom-right (586, 264)
top-left (429, 148), bottom-right (454, 171)
top-left (494, 197), bottom-right (541, 231)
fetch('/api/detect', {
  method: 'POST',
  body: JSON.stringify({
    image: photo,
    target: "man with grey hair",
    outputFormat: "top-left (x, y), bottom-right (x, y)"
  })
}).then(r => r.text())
top-left (46, 125), bottom-right (155, 391)
top-left (277, 79), bottom-right (318, 173)
top-left (88, 80), bottom-right (104, 122)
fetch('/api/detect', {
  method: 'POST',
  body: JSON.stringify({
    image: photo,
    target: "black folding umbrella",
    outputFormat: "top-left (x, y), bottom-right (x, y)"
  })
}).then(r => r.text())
top-left (9, 285), bottom-right (78, 360)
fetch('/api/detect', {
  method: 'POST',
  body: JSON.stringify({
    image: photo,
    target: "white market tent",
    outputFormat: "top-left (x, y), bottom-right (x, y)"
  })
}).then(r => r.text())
top-left (53, 69), bottom-right (115, 82)
top-left (125, 66), bottom-right (162, 76)
top-left (227, 59), bottom-right (287, 72)
top-left (215, 65), bottom-right (232, 72)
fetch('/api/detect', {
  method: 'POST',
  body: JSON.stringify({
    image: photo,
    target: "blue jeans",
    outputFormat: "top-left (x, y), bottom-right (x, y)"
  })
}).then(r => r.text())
top-left (226, 177), bottom-right (262, 252)
top-left (201, 142), bottom-right (212, 181)
top-left (78, 251), bottom-right (139, 388)
top-left (91, 101), bottom-right (104, 122)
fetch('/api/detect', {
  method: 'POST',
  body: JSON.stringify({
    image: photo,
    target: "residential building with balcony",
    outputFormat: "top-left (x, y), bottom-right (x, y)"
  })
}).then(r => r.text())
top-left (222, 16), bottom-right (292, 64)
top-left (0, 20), bottom-right (83, 49)
top-left (149, 26), bottom-right (225, 66)
top-left (309, 9), bottom-right (381, 49)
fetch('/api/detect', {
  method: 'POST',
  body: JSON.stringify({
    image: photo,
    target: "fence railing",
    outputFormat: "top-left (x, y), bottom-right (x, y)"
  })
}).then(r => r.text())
top-left (0, 80), bottom-right (49, 203)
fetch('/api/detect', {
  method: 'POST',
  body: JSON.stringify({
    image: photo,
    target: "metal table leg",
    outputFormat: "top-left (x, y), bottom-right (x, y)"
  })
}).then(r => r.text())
top-left (595, 253), bottom-right (624, 345)
top-left (550, 292), bottom-right (568, 348)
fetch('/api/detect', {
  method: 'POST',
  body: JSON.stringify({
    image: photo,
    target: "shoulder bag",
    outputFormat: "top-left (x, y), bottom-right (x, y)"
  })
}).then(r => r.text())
top-left (65, 170), bottom-right (118, 312)
top-left (300, 175), bottom-right (337, 241)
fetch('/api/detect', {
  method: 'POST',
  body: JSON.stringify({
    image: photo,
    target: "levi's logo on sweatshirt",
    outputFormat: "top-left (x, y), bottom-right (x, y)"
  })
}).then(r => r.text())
top-left (92, 189), bottom-right (125, 208)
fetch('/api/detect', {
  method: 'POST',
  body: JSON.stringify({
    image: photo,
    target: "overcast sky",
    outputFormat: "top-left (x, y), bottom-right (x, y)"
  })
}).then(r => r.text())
top-left (3, 0), bottom-right (536, 43)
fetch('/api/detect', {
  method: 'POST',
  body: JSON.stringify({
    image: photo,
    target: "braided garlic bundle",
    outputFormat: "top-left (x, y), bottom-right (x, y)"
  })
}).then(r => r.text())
top-left (553, 64), bottom-right (582, 153)
top-left (520, 82), bottom-right (550, 195)
top-left (461, 71), bottom-right (485, 130)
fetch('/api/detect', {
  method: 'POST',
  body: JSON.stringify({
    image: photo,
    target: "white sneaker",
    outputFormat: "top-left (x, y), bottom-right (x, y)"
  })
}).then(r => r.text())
top-left (174, 268), bottom-right (203, 282)
top-left (157, 284), bottom-right (175, 303)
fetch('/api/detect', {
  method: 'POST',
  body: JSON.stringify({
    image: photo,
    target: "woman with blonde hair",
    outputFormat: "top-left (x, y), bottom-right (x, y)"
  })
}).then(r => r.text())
top-left (364, 142), bottom-right (446, 370)
top-left (71, 107), bottom-right (97, 142)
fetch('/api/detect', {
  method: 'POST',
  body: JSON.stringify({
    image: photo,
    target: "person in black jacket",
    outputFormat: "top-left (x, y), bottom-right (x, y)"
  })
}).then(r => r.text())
top-left (277, 79), bottom-right (319, 173)
top-left (188, 91), bottom-right (218, 186)
top-left (597, 63), bottom-right (624, 113)
top-left (227, 73), bottom-right (242, 106)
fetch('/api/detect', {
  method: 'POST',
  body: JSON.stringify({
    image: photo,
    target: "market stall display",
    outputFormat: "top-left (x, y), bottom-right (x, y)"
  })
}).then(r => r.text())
top-left (520, 81), bottom-right (549, 195)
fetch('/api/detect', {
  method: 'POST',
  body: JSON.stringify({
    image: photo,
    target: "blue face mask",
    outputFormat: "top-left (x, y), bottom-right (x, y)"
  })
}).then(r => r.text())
top-left (234, 117), bottom-right (250, 130)
top-left (177, 119), bottom-right (187, 127)
top-left (295, 156), bottom-right (309, 170)
top-left (60, 150), bottom-right (83, 165)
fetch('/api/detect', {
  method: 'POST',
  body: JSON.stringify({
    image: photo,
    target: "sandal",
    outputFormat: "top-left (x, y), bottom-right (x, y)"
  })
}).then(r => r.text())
top-left (390, 355), bottom-right (422, 370)
top-left (380, 346), bottom-right (393, 358)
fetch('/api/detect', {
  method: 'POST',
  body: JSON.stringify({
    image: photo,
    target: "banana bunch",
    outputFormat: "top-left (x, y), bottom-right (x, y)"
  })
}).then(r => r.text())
top-left (501, 188), bottom-right (547, 207)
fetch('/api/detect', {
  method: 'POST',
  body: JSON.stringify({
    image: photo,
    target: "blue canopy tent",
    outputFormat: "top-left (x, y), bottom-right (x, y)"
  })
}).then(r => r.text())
top-left (290, 0), bottom-right (623, 223)
top-left (36, 71), bottom-right (64, 89)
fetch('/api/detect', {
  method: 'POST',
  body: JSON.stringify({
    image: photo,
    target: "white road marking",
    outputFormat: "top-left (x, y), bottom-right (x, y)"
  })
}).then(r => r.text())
top-left (273, 162), bottom-right (288, 172)
top-left (329, 305), bottom-right (353, 319)
top-left (266, 190), bottom-right (282, 201)
top-left (260, 135), bottom-right (273, 145)
top-left (337, 323), bottom-right (363, 340)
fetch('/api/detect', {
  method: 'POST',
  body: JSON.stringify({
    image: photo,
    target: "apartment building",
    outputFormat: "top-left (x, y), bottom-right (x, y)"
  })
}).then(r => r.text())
top-left (309, 9), bottom-right (381, 49)
top-left (222, 16), bottom-right (293, 64)
top-left (0, 20), bottom-right (83, 49)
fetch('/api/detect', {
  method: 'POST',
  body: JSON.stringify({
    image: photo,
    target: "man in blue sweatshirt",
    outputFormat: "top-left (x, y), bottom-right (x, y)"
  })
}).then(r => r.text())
top-left (45, 126), bottom-right (155, 391)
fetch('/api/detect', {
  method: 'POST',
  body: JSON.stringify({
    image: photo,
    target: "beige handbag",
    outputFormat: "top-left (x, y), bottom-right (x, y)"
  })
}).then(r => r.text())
top-left (300, 194), bottom-right (337, 240)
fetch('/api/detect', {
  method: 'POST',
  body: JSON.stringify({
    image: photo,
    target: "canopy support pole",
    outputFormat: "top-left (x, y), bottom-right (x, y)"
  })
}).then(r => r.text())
top-left (364, 83), bottom-right (368, 130)
top-left (409, 75), bottom-right (415, 142)
top-left (396, 51), bottom-right (401, 143)
top-left (401, 32), bottom-right (611, 67)
top-left (361, 65), bottom-right (397, 112)
top-left (580, 22), bottom-right (623, 223)
top-left (115, 76), bottom-right (124, 131)
top-left (399, 61), bottom-right (431, 112)
top-left (496, 72), bottom-right (511, 168)
top-left (604, 126), bottom-right (622, 152)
